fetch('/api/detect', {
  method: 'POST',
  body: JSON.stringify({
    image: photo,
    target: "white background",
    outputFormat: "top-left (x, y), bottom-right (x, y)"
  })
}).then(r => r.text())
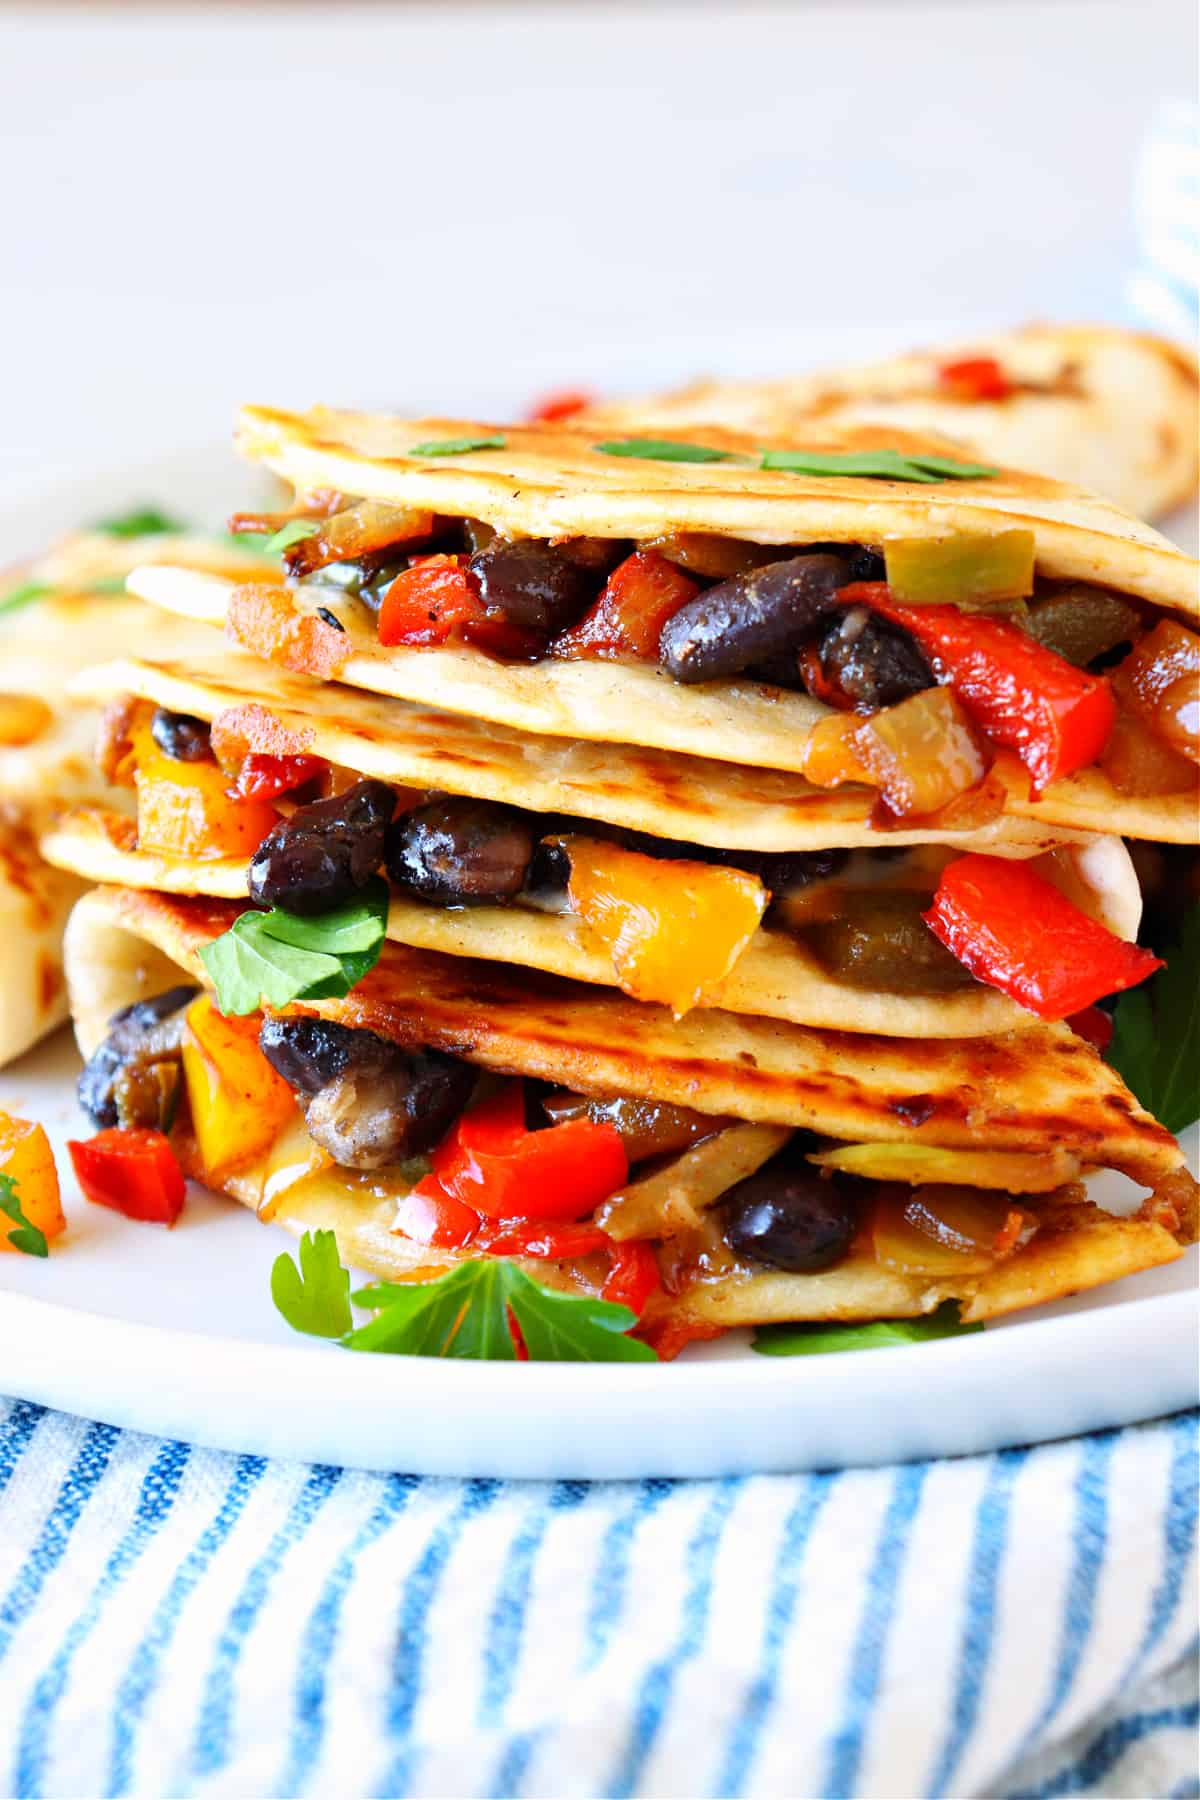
top-left (1, 0), bottom-right (1195, 517)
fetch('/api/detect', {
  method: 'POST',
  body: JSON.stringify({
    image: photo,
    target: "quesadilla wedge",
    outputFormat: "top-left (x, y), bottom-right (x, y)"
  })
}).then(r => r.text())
top-left (585, 324), bottom-right (1200, 522)
top-left (0, 524), bottom-right (274, 1066)
top-left (46, 650), bottom-right (1155, 1037)
top-left (62, 884), bottom-right (1197, 1351)
top-left (127, 406), bottom-right (1200, 844)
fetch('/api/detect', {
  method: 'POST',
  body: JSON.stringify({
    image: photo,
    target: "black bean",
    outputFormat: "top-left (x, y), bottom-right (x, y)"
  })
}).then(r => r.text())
top-left (816, 606), bottom-right (933, 710)
top-left (806, 542), bottom-right (886, 583)
top-left (77, 984), bottom-right (198, 1130)
top-left (149, 708), bottom-right (211, 762)
top-left (467, 538), bottom-right (596, 638)
top-left (386, 797), bottom-right (535, 906)
top-left (657, 553), bottom-right (850, 683)
top-left (247, 778), bottom-right (394, 914)
top-left (315, 606), bottom-right (345, 632)
top-left (721, 1153), bottom-right (860, 1272)
top-left (258, 1016), bottom-right (474, 1169)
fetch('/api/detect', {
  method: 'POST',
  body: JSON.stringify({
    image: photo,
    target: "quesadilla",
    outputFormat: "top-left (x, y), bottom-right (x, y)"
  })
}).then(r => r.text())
top-left (0, 523), bottom-right (273, 1065)
top-left (584, 324), bottom-right (1200, 522)
top-left (44, 648), bottom-right (1152, 1039)
top-left (62, 883), bottom-right (1197, 1350)
top-left (126, 406), bottom-right (1200, 847)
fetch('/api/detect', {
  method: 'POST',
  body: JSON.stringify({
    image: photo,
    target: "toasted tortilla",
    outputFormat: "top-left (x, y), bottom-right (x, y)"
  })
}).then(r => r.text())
top-left (63, 883), bottom-right (1195, 1330)
top-left (107, 599), bottom-right (1200, 848)
top-left (585, 325), bottom-right (1200, 523)
top-left (0, 810), bottom-right (86, 1064)
top-left (68, 649), bottom-right (1107, 853)
top-left (230, 404), bottom-right (1197, 612)
top-left (65, 884), bottom-right (1188, 1188)
top-left (42, 805), bottom-right (1046, 1038)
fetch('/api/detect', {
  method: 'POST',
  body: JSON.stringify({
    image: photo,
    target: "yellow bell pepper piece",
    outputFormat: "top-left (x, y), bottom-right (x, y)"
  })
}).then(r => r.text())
top-left (181, 996), bottom-right (297, 1182)
top-left (0, 1112), bottom-right (65, 1251)
top-left (133, 722), bottom-right (279, 859)
top-left (561, 836), bottom-right (767, 1018)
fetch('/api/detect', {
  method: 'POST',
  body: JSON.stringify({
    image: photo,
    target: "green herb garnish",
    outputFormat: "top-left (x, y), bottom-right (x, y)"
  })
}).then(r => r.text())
top-left (262, 520), bottom-right (321, 555)
top-left (92, 506), bottom-right (187, 538)
top-left (223, 530), bottom-right (279, 554)
top-left (408, 435), bottom-right (507, 457)
top-left (752, 1302), bottom-right (981, 1356)
top-left (271, 1229), bottom-right (352, 1338)
top-left (1109, 906), bottom-right (1200, 1134)
top-left (759, 448), bottom-right (998, 482)
top-left (594, 437), bottom-right (733, 464)
top-left (271, 1233), bottom-right (656, 1362)
top-left (199, 879), bottom-right (389, 1016)
top-left (0, 1173), bottom-right (49, 1258)
top-left (0, 580), bottom-right (54, 618)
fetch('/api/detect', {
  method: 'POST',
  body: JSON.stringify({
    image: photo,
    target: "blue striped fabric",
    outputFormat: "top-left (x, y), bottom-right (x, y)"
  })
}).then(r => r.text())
top-left (1129, 99), bottom-right (1199, 339)
top-left (0, 1399), bottom-right (1193, 1799)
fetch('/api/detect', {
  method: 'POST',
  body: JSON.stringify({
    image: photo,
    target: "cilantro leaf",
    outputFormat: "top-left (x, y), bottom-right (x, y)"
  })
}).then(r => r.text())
top-left (0, 580), bottom-right (54, 618)
top-left (200, 880), bottom-right (389, 1016)
top-left (349, 1261), bottom-right (656, 1361)
top-left (594, 437), bottom-right (732, 464)
top-left (1109, 906), bottom-right (1200, 1134)
top-left (92, 506), bottom-right (187, 538)
top-left (0, 1173), bottom-right (49, 1258)
top-left (408, 435), bottom-right (507, 457)
top-left (270, 1230), bottom-right (352, 1338)
top-left (752, 1303), bottom-right (981, 1356)
top-left (759, 448), bottom-right (997, 482)
top-left (262, 520), bottom-right (321, 555)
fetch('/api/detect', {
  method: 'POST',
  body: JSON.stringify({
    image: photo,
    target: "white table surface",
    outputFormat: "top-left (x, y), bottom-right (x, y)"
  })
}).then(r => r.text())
top-left (1, 0), bottom-right (1194, 520)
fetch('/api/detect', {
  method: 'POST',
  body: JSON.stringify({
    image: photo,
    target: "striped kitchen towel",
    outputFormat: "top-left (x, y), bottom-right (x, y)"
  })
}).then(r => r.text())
top-left (1129, 99), bottom-right (1199, 341)
top-left (0, 1400), bottom-right (1194, 1799)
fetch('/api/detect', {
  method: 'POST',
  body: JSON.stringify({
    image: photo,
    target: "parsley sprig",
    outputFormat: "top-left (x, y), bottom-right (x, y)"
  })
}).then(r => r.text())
top-left (1109, 906), bottom-right (1200, 1135)
top-left (200, 880), bottom-right (389, 1016)
top-left (0, 1174), bottom-right (49, 1258)
top-left (753, 1303), bottom-right (980, 1356)
top-left (271, 1230), bottom-right (656, 1362)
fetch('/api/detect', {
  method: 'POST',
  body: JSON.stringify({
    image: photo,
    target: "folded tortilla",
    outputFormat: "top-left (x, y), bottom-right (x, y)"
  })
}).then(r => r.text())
top-left (585, 324), bottom-right (1200, 522)
top-left (51, 649), bottom-right (1147, 1037)
top-left (126, 406), bottom-right (1199, 842)
top-left (0, 530), bottom-right (273, 1066)
top-left (63, 884), bottom-right (1196, 1330)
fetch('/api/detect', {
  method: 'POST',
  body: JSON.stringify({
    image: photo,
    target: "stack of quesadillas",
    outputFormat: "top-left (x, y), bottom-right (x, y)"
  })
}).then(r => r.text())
top-left (42, 406), bottom-right (1199, 1354)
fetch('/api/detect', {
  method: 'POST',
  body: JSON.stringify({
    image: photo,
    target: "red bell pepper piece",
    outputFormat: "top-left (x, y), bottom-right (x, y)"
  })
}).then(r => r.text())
top-left (553, 550), bottom-right (700, 661)
top-left (67, 1128), bottom-right (187, 1225)
top-left (393, 1177), bottom-right (483, 1249)
top-left (234, 753), bottom-right (326, 801)
top-left (1067, 1005), bottom-right (1115, 1051)
top-left (377, 555), bottom-right (488, 647)
top-left (937, 356), bottom-right (1013, 401)
top-left (432, 1086), bottom-right (628, 1221)
top-left (924, 855), bottom-right (1163, 1019)
top-left (841, 583), bottom-right (1117, 794)
top-left (601, 1240), bottom-right (661, 1314)
top-left (527, 388), bottom-right (595, 424)
top-left (481, 1220), bottom-right (611, 1259)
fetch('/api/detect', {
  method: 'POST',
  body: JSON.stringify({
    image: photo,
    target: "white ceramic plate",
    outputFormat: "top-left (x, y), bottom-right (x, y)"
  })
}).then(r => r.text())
top-left (0, 439), bottom-right (1196, 1479)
